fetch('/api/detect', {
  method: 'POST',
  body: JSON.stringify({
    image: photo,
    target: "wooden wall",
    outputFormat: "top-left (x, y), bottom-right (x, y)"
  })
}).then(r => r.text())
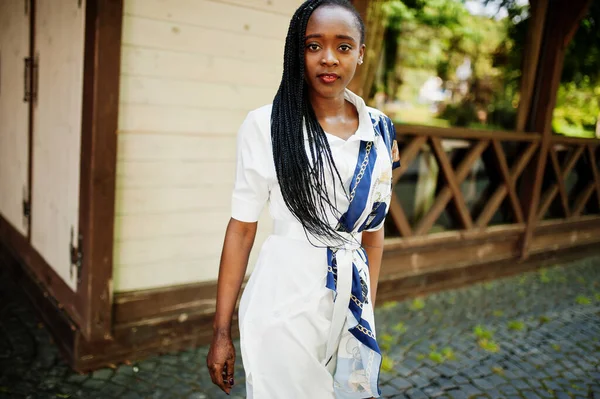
top-left (114, 0), bottom-right (302, 292)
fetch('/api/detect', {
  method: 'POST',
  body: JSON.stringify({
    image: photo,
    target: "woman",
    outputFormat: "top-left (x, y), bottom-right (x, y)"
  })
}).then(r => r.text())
top-left (207, 1), bottom-right (400, 397)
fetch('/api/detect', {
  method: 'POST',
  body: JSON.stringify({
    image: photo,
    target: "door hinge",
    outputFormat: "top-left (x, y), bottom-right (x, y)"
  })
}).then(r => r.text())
top-left (23, 57), bottom-right (31, 102)
top-left (70, 227), bottom-right (83, 284)
top-left (23, 55), bottom-right (38, 104)
top-left (22, 187), bottom-right (31, 225)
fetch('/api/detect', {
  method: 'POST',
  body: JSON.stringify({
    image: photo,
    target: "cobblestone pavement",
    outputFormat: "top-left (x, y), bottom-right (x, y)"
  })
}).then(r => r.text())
top-left (1, 256), bottom-right (599, 399)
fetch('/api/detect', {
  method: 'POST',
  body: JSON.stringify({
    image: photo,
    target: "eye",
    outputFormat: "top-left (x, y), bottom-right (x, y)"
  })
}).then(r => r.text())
top-left (306, 43), bottom-right (321, 52)
top-left (339, 44), bottom-right (352, 52)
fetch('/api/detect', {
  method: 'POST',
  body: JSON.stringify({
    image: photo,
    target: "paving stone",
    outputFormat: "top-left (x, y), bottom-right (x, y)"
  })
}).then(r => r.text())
top-left (91, 367), bottom-right (114, 381)
top-left (406, 388), bottom-right (428, 399)
top-left (447, 390), bottom-right (469, 399)
top-left (521, 390), bottom-right (542, 399)
top-left (472, 378), bottom-right (494, 391)
top-left (408, 375), bottom-right (429, 388)
top-left (390, 377), bottom-right (413, 390)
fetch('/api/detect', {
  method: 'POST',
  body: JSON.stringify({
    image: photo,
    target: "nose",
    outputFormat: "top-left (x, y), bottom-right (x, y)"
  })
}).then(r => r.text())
top-left (321, 48), bottom-right (338, 66)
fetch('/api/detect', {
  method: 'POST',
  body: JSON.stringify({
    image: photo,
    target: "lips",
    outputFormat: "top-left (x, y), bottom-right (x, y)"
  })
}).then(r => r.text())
top-left (318, 73), bottom-right (339, 84)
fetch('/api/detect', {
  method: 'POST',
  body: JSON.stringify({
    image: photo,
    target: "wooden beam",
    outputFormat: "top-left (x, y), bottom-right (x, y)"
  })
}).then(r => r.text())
top-left (392, 136), bottom-right (427, 184)
top-left (430, 137), bottom-right (473, 230)
top-left (520, 0), bottom-right (590, 258)
top-left (77, 0), bottom-right (123, 341)
top-left (549, 147), bottom-right (571, 218)
top-left (415, 140), bottom-right (488, 235)
top-left (516, 0), bottom-right (548, 132)
top-left (511, 142), bottom-right (539, 177)
top-left (388, 192), bottom-right (413, 237)
top-left (492, 140), bottom-right (525, 223)
top-left (395, 124), bottom-right (541, 142)
top-left (572, 183), bottom-right (595, 217)
top-left (589, 145), bottom-right (600, 208)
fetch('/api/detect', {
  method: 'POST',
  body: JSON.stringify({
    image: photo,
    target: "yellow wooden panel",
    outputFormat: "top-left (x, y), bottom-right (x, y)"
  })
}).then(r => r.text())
top-left (115, 186), bottom-right (234, 214)
top-left (118, 104), bottom-right (247, 134)
top-left (116, 160), bottom-right (235, 188)
top-left (31, 0), bottom-right (85, 291)
top-left (0, 0), bottom-right (30, 236)
top-left (117, 133), bottom-right (237, 161)
top-left (120, 76), bottom-right (275, 110)
top-left (114, 211), bottom-right (232, 240)
top-left (120, 46), bottom-right (282, 87)
top-left (122, 15), bottom-right (283, 63)
top-left (125, 0), bottom-right (290, 40)
top-left (114, 232), bottom-right (225, 266)
top-left (209, 0), bottom-right (303, 15)
top-left (114, 217), bottom-right (272, 291)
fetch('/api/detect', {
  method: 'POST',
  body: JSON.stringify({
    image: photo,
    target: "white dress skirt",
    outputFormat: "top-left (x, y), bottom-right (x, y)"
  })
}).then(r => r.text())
top-left (231, 90), bottom-right (400, 399)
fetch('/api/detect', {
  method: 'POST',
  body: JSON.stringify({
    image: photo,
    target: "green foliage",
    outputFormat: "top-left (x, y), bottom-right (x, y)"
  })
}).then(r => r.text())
top-left (429, 351), bottom-right (445, 363)
top-left (539, 269), bottom-right (551, 284)
top-left (576, 295), bottom-right (591, 305)
top-left (441, 347), bottom-right (456, 360)
top-left (478, 338), bottom-right (500, 353)
top-left (379, 334), bottom-right (395, 352)
top-left (393, 322), bottom-right (408, 334)
top-left (381, 301), bottom-right (399, 310)
top-left (493, 310), bottom-right (504, 317)
top-left (381, 355), bottom-right (395, 372)
top-left (553, 79), bottom-right (599, 138)
top-left (473, 325), bottom-right (493, 340)
top-left (507, 320), bottom-right (525, 331)
top-left (409, 298), bottom-right (426, 311)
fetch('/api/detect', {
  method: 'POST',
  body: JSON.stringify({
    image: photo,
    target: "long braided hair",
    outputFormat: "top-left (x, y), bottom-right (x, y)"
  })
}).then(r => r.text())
top-left (271, 0), bottom-right (365, 241)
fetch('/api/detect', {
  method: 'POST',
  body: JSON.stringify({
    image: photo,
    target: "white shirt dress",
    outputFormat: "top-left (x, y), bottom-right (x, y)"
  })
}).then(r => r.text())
top-left (231, 90), bottom-right (400, 399)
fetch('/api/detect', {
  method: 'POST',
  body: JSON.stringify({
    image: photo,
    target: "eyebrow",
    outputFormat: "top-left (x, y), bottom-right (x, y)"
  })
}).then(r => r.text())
top-left (304, 34), bottom-right (357, 42)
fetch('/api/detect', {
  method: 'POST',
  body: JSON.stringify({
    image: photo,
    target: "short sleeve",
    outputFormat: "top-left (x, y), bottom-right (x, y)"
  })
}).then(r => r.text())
top-left (231, 111), bottom-right (271, 222)
top-left (388, 118), bottom-right (401, 170)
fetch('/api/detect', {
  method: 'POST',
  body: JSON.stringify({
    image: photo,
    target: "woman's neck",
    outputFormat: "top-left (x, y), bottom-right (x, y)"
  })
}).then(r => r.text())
top-left (309, 90), bottom-right (358, 139)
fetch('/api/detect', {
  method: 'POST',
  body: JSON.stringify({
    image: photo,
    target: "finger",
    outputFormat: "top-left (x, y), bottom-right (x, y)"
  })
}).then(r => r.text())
top-left (208, 362), bottom-right (224, 388)
top-left (225, 358), bottom-right (235, 387)
top-left (220, 363), bottom-right (232, 394)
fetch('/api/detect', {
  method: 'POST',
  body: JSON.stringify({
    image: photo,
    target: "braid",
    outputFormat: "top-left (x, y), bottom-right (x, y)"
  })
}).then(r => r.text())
top-left (271, 0), bottom-right (365, 242)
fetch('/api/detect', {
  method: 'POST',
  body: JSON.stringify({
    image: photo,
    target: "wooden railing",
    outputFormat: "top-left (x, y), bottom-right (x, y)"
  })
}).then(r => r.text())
top-left (384, 124), bottom-right (600, 261)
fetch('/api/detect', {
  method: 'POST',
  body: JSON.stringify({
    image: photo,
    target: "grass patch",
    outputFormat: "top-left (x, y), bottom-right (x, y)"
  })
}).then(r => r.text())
top-left (576, 295), bottom-right (591, 305)
top-left (539, 315), bottom-right (551, 324)
top-left (491, 366), bottom-right (505, 376)
top-left (551, 343), bottom-right (561, 352)
top-left (474, 325), bottom-right (494, 340)
top-left (507, 320), bottom-right (525, 331)
top-left (441, 347), bottom-right (456, 361)
top-left (539, 269), bottom-right (551, 284)
top-left (429, 351), bottom-right (444, 363)
top-left (409, 298), bottom-right (426, 311)
top-left (493, 310), bottom-right (504, 317)
top-left (381, 355), bottom-right (395, 372)
top-left (381, 301), bottom-right (399, 310)
top-left (379, 334), bottom-right (394, 352)
top-left (595, 293), bottom-right (600, 301)
top-left (393, 322), bottom-right (407, 334)
top-left (478, 339), bottom-right (500, 353)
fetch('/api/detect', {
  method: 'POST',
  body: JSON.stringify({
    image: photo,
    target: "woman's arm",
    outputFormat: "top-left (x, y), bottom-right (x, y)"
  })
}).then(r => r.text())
top-left (362, 227), bottom-right (385, 307)
top-left (208, 217), bottom-right (257, 394)
top-left (213, 217), bottom-right (257, 332)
